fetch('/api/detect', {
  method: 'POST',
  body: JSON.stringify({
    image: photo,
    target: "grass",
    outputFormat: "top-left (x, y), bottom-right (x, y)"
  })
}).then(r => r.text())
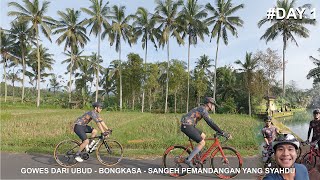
top-left (0, 105), bottom-right (261, 158)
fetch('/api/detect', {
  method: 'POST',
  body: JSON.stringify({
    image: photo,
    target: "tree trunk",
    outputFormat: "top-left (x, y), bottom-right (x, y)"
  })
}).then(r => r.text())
top-left (132, 90), bottom-right (135, 111)
top-left (248, 90), bottom-right (251, 116)
top-left (3, 58), bottom-right (7, 102)
top-left (142, 40), bottom-right (148, 113)
top-left (187, 37), bottom-right (190, 113)
top-left (213, 34), bottom-right (221, 114)
top-left (165, 39), bottom-right (170, 113)
top-left (21, 43), bottom-right (25, 103)
top-left (149, 89), bottom-right (152, 112)
top-left (36, 28), bottom-right (41, 107)
top-left (174, 90), bottom-right (177, 113)
top-left (68, 49), bottom-right (74, 104)
top-left (119, 40), bottom-right (122, 111)
top-left (282, 36), bottom-right (286, 98)
top-left (95, 31), bottom-right (101, 102)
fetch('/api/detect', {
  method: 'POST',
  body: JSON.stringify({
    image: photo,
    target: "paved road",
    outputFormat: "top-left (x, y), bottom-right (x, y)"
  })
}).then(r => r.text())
top-left (1, 152), bottom-right (319, 180)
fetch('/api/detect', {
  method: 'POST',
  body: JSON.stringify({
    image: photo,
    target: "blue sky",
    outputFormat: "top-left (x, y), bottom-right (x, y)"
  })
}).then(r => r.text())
top-left (1, 0), bottom-right (319, 90)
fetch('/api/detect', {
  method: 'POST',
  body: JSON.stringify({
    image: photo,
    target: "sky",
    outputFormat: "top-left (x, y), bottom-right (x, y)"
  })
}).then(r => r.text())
top-left (1, 0), bottom-right (319, 90)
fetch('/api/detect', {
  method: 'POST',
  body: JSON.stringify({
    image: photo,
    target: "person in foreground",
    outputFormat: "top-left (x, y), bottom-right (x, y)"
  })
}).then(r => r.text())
top-left (180, 97), bottom-right (231, 168)
top-left (73, 102), bottom-right (110, 162)
top-left (263, 134), bottom-right (309, 180)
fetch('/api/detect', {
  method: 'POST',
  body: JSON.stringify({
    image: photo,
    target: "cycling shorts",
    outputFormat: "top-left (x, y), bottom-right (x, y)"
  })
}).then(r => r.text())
top-left (74, 124), bottom-right (94, 141)
top-left (181, 125), bottom-right (203, 143)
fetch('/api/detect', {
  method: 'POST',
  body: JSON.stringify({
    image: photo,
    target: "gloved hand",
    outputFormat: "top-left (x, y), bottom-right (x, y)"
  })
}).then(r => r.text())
top-left (103, 131), bottom-right (110, 136)
top-left (222, 131), bottom-right (232, 139)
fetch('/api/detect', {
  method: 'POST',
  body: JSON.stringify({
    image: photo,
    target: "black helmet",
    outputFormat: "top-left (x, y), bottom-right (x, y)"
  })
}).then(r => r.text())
top-left (264, 116), bottom-right (272, 122)
top-left (272, 133), bottom-right (300, 150)
top-left (313, 109), bottom-right (320, 115)
top-left (92, 102), bottom-right (103, 108)
top-left (203, 97), bottom-right (218, 106)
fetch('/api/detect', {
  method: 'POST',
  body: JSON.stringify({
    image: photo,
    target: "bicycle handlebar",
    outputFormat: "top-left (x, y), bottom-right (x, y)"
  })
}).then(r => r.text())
top-left (214, 132), bottom-right (229, 143)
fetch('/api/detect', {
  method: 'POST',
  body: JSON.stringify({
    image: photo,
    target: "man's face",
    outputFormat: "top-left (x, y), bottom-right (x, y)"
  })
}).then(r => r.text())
top-left (95, 107), bottom-right (102, 113)
top-left (274, 144), bottom-right (297, 168)
top-left (314, 112), bottom-right (320, 120)
top-left (265, 121), bottom-right (271, 126)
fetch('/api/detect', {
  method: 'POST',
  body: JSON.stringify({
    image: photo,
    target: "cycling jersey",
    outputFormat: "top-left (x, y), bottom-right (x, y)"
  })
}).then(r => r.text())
top-left (308, 120), bottom-right (320, 140)
top-left (74, 110), bottom-right (103, 126)
top-left (261, 125), bottom-right (278, 143)
top-left (180, 106), bottom-right (223, 133)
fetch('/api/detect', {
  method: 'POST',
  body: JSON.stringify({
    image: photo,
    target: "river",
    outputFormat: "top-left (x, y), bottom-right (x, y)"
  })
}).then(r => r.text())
top-left (275, 111), bottom-right (313, 140)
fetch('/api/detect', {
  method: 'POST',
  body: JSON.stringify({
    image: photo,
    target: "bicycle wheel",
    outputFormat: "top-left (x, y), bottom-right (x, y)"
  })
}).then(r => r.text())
top-left (163, 145), bottom-right (191, 177)
top-left (301, 152), bottom-right (316, 171)
top-left (54, 139), bottom-right (80, 167)
top-left (96, 140), bottom-right (123, 166)
top-left (210, 146), bottom-right (243, 179)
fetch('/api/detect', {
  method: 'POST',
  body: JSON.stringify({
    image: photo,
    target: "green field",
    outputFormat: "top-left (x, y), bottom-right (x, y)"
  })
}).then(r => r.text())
top-left (0, 104), bottom-right (261, 158)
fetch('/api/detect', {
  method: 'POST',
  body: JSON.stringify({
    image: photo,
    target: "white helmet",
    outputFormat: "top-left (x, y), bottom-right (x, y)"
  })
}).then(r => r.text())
top-left (272, 133), bottom-right (300, 150)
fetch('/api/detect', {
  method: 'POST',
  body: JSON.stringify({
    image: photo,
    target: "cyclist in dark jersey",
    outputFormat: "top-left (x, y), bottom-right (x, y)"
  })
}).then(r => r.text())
top-left (261, 116), bottom-right (279, 146)
top-left (181, 97), bottom-right (230, 167)
top-left (73, 102), bottom-right (110, 162)
top-left (306, 109), bottom-right (320, 149)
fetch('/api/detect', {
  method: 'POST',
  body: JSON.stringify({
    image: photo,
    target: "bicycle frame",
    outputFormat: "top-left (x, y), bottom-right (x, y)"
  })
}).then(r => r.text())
top-left (185, 136), bottom-right (228, 164)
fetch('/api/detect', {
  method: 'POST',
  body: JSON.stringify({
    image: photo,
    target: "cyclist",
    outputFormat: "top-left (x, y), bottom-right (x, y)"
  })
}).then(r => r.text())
top-left (180, 97), bottom-right (231, 168)
top-left (263, 134), bottom-right (309, 180)
top-left (73, 102), bottom-right (110, 162)
top-left (306, 109), bottom-right (320, 150)
top-left (262, 116), bottom-right (280, 147)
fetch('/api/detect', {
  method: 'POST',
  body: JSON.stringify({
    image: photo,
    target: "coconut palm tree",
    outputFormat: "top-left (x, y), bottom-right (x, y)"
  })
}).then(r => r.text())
top-left (132, 7), bottom-right (160, 112)
top-left (235, 52), bottom-right (259, 116)
top-left (26, 45), bottom-right (55, 89)
top-left (307, 48), bottom-right (320, 85)
top-left (9, 21), bottom-right (32, 103)
top-left (8, 0), bottom-right (55, 107)
top-left (102, 5), bottom-right (133, 111)
top-left (206, 0), bottom-right (244, 104)
top-left (154, 0), bottom-right (184, 113)
top-left (0, 28), bottom-right (16, 102)
top-left (89, 52), bottom-right (104, 100)
top-left (178, 0), bottom-right (208, 112)
top-left (54, 8), bottom-right (89, 103)
top-left (258, 0), bottom-right (316, 97)
top-left (81, 0), bottom-right (110, 102)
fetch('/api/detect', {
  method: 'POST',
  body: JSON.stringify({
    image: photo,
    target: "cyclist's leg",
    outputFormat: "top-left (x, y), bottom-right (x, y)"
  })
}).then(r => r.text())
top-left (181, 125), bottom-right (204, 164)
top-left (74, 125), bottom-right (90, 161)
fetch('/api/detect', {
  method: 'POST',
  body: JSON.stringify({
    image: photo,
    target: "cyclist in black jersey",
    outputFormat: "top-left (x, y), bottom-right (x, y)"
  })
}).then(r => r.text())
top-left (73, 102), bottom-right (110, 162)
top-left (180, 97), bottom-right (231, 167)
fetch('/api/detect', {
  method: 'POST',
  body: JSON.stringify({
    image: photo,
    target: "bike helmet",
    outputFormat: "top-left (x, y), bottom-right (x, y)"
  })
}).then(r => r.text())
top-left (264, 116), bottom-right (272, 122)
top-left (203, 97), bottom-right (218, 107)
top-left (313, 109), bottom-right (320, 114)
top-left (92, 102), bottom-right (103, 108)
top-left (272, 133), bottom-right (300, 150)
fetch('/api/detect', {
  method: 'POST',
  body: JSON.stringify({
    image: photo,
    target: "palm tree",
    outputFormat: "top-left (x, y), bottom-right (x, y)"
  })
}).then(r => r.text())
top-left (132, 7), bottom-right (160, 112)
top-left (206, 0), bottom-right (244, 105)
top-left (75, 57), bottom-right (94, 106)
top-left (178, 0), bottom-right (208, 112)
top-left (235, 52), bottom-right (259, 116)
top-left (258, 0), bottom-right (316, 97)
top-left (81, 0), bottom-right (110, 102)
top-left (195, 54), bottom-right (213, 82)
top-left (54, 8), bottom-right (89, 103)
top-left (0, 28), bottom-right (16, 102)
top-left (154, 0), bottom-right (184, 113)
top-left (26, 45), bottom-right (55, 89)
top-left (7, 68), bottom-right (22, 103)
top-left (307, 48), bottom-right (320, 85)
top-left (8, 0), bottom-right (55, 107)
top-left (89, 52), bottom-right (104, 100)
top-left (9, 21), bottom-right (32, 103)
top-left (102, 5), bottom-right (133, 111)
top-left (99, 67), bottom-right (115, 102)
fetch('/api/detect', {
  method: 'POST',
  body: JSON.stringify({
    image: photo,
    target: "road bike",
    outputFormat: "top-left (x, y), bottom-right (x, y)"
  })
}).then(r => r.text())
top-left (301, 139), bottom-right (320, 171)
top-left (163, 133), bottom-right (243, 179)
top-left (54, 130), bottom-right (123, 167)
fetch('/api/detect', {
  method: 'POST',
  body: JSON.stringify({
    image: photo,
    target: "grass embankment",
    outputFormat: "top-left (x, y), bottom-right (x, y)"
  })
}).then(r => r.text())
top-left (0, 105), bottom-right (260, 158)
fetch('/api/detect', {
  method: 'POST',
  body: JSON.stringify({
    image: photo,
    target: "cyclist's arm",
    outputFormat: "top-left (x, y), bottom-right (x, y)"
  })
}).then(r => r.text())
top-left (261, 129), bottom-right (270, 145)
top-left (99, 121), bottom-right (109, 132)
top-left (203, 114), bottom-right (223, 134)
top-left (307, 122), bottom-right (312, 141)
